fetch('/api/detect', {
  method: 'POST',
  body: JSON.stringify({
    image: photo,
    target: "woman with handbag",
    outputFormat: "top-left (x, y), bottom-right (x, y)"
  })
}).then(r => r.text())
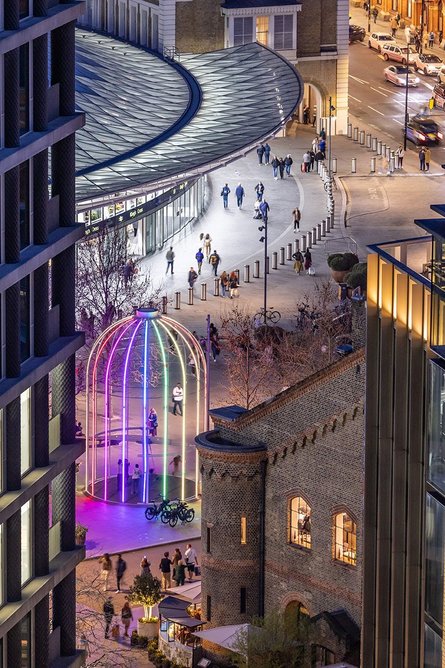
top-left (292, 250), bottom-right (304, 275)
top-left (121, 601), bottom-right (133, 637)
top-left (304, 249), bottom-right (313, 275)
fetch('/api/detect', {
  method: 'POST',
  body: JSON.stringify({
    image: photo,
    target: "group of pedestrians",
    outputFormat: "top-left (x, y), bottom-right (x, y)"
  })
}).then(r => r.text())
top-left (291, 248), bottom-right (313, 276)
top-left (419, 146), bottom-right (432, 172)
top-left (271, 154), bottom-right (293, 180)
top-left (158, 544), bottom-right (199, 590)
top-left (256, 142), bottom-right (271, 165)
top-left (219, 270), bottom-right (239, 299)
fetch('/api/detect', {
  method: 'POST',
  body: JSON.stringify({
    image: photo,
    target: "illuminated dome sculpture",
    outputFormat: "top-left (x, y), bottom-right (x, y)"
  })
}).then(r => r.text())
top-left (85, 308), bottom-right (207, 504)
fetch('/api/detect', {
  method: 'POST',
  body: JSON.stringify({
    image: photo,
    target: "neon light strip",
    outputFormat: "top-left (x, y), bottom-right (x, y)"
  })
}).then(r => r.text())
top-left (142, 320), bottom-right (149, 504)
top-left (103, 320), bottom-right (135, 501)
top-left (121, 320), bottom-right (143, 503)
top-left (158, 321), bottom-right (187, 501)
top-left (86, 318), bottom-right (132, 496)
top-left (152, 321), bottom-right (169, 499)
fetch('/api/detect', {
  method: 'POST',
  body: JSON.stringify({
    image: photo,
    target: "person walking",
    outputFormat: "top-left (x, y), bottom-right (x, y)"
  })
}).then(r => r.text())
top-left (229, 274), bottom-right (239, 299)
top-left (278, 157), bottom-right (285, 179)
top-left (304, 249), bottom-right (313, 274)
top-left (195, 248), bottom-right (204, 274)
top-left (271, 155), bottom-right (279, 180)
top-left (172, 383), bottom-right (183, 416)
top-left (211, 331), bottom-right (221, 361)
top-left (259, 200), bottom-right (270, 224)
top-left (99, 553), bottom-right (112, 592)
top-left (292, 207), bottom-right (301, 232)
top-left (219, 270), bottom-right (229, 297)
top-left (429, 31), bottom-right (435, 48)
top-left (235, 183), bottom-right (245, 208)
top-left (264, 143), bottom-right (271, 164)
top-left (292, 249), bottom-right (304, 275)
top-left (165, 247), bottom-right (175, 275)
top-left (203, 233), bottom-right (212, 259)
top-left (309, 150), bottom-right (315, 172)
top-left (174, 560), bottom-right (186, 587)
top-left (425, 146), bottom-right (431, 171)
top-left (184, 544), bottom-right (199, 582)
top-left (140, 556), bottom-right (151, 576)
top-left (115, 554), bottom-right (127, 593)
top-left (419, 147), bottom-right (426, 171)
top-left (221, 183), bottom-right (230, 208)
top-left (303, 105), bottom-right (310, 124)
top-left (121, 601), bottom-right (133, 637)
top-left (395, 145), bottom-right (405, 168)
top-left (159, 552), bottom-right (172, 590)
top-left (302, 151), bottom-right (311, 173)
top-left (103, 597), bottom-right (115, 639)
top-left (390, 15), bottom-right (398, 38)
top-left (131, 464), bottom-right (141, 497)
top-left (172, 547), bottom-right (182, 582)
top-left (170, 455), bottom-right (181, 476)
top-left (372, 6), bottom-right (378, 22)
top-left (188, 266), bottom-right (198, 289)
top-left (254, 182), bottom-right (264, 201)
top-left (312, 136), bottom-right (319, 152)
top-left (319, 137), bottom-right (326, 157)
top-left (256, 143), bottom-right (265, 164)
top-left (147, 407), bottom-right (158, 437)
top-left (315, 149), bottom-right (324, 170)
top-left (209, 250), bottom-right (221, 276)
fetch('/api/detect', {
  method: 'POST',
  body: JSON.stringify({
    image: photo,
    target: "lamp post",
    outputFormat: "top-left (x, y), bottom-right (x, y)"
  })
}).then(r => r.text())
top-left (259, 217), bottom-right (268, 321)
top-left (328, 96), bottom-right (335, 181)
top-left (420, 0), bottom-right (426, 54)
top-left (404, 29), bottom-right (410, 150)
top-left (367, 2), bottom-right (371, 33)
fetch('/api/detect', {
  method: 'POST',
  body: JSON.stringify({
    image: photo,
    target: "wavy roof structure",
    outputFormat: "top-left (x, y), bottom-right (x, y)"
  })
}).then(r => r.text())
top-left (75, 31), bottom-right (303, 203)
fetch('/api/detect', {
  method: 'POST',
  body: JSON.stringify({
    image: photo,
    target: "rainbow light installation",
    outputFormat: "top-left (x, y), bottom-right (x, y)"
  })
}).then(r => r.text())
top-left (85, 308), bottom-right (206, 504)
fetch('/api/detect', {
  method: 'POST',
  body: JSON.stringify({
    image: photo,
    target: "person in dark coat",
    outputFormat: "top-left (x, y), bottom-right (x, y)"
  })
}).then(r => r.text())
top-left (103, 597), bottom-right (115, 639)
top-left (235, 183), bottom-right (245, 208)
top-left (304, 249), bottom-right (312, 272)
top-left (284, 154), bottom-right (293, 176)
top-left (209, 250), bottom-right (221, 276)
top-left (116, 554), bottom-right (127, 593)
top-left (271, 156), bottom-right (279, 180)
top-left (255, 182), bottom-right (264, 201)
top-left (256, 144), bottom-right (265, 164)
top-left (188, 267), bottom-right (198, 288)
top-left (259, 200), bottom-right (270, 224)
top-left (309, 150), bottom-right (315, 171)
top-left (221, 184), bottom-right (230, 208)
top-left (264, 143), bottom-right (271, 164)
top-left (195, 248), bottom-right (204, 274)
top-left (278, 158), bottom-right (285, 179)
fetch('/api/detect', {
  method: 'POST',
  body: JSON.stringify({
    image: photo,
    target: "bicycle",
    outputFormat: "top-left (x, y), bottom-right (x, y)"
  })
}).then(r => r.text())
top-left (254, 307), bottom-right (281, 325)
top-left (145, 496), bottom-right (173, 521)
top-left (161, 501), bottom-right (195, 527)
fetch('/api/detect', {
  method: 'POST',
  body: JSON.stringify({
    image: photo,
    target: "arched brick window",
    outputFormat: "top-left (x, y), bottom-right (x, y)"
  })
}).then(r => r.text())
top-left (332, 511), bottom-right (357, 565)
top-left (289, 497), bottom-right (311, 548)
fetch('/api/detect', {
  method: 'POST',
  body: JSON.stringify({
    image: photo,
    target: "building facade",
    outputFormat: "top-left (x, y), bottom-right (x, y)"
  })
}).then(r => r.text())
top-left (369, 0), bottom-right (444, 38)
top-left (196, 349), bottom-right (365, 665)
top-left (0, 0), bottom-right (85, 665)
top-left (362, 213), bottom-right (445, 667)
top-left (78, 0), bottom-right (349, 133)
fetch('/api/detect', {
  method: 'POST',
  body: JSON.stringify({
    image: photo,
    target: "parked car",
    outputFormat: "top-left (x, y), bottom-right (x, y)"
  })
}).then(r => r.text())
top-left (381, 43), bottom-right (416, 65)
top-left (413, 53), bottom-right (443, 75)
top-left (349, 25), bottom-right (366, 44)
top-left (433, 83), bottom-right (445, 109)
top-left (368, 32), bottom-right (396, 52)
top-left (406, 115), bottom-right (443, 145)
top-left (438, 65), bottom-right (445, 83)
top-left (384, 65), bottom-right (419, 86)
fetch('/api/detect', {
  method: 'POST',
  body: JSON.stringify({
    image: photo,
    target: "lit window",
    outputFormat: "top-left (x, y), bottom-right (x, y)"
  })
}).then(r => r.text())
top-left (290, 497), bottom-right (311, 548)
top-left (333, 511), bottom-right (357, 566)
top-left (20, 388), bottom-right (31, 476)
top-left (240, 516), bottom-right (247, 544)
top-left (256, 16), bottom-right (269, 46)
top-left (21, 501), bottom-right (32, 585)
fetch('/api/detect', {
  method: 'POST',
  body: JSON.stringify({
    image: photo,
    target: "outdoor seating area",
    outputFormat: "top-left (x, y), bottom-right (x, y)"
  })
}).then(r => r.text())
top-left (158, 590), bottom-right (205, 667)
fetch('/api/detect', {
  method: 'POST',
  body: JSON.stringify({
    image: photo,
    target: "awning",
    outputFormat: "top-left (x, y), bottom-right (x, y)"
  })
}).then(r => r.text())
top-left (193, 624), bottom-right (251, 656)
top-left (165, 581), bottom-right (201, 604)
top-left (158, 596), bottom-right (189, 620)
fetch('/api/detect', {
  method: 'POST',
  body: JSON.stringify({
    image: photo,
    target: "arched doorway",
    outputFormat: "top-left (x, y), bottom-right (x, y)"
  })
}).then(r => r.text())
top-left (298, 83), bottom-right (323, 132)
top-left (284, 600), bottom-right (310, 626)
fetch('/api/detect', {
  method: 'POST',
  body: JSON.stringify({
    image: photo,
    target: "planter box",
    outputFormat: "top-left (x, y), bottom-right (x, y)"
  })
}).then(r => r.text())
top-left (137, 619), bottom-right (158, 639)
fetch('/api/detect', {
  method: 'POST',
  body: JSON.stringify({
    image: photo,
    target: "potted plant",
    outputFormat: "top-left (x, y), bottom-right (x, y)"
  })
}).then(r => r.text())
top-left (327, 252), bottom-right (359, 283)
top-left (75, 524), bottom-right (88, 546)
top-left (128, 573), bottom-right (162, 638)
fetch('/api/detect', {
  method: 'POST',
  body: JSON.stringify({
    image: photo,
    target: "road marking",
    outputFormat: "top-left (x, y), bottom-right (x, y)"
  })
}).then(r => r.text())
top-left (424, 82), bottom-right (434, 90)
top-left (349, 74), bottom-right (369, 85)
top-left (379, 86), bottom-right (394, 93)
top-left (368, 105), bottom-right (385, 116)
top-left (393, 118), bottom-right (404, 125)
top-left (371, 86), bottom-right (388, 97)
top-left (349, 94), bottom-right (362, 102)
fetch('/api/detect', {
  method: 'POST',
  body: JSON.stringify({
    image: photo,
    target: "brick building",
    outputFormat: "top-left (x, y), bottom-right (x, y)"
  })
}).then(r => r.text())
top-left (78, 0), bottom-right (349, 133)
top-left (362, 0), bottom-right (444, 40)
top-left (195, 349), bottom-right (365, 665)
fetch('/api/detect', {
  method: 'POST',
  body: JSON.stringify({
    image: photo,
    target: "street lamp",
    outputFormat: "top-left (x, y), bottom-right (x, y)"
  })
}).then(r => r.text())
top-left (328, 97), bottom-right (335, 181)
top-left (258, 221), bottom-right (268, 322)
top-left (403, 28), bottom-right (410, 150)
top-left (367, 2), bottom-right (371, 33)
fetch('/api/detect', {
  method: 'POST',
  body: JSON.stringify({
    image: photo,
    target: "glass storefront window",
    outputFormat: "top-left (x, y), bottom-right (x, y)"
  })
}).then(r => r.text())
top-left (20, 162), bottom-right (30, 250)
top-left (20, 389), bottom-right (31, 476)
top-left (20, 276), bottom-right (30, 362)
top-left (428, 361), bottom-right (445, 493)
top-left (21, 501), bottom-right (32, 585)
top-left (19, 44), bottom-right (29, 135)
top-left (425, 622), bottom-right (442, 668)
top-left (425, 493), bottom-right (445, 628)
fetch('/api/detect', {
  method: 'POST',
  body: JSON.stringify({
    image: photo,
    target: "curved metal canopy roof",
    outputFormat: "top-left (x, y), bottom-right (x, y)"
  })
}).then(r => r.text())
top-left (75, 32), bottom-right (303, 203)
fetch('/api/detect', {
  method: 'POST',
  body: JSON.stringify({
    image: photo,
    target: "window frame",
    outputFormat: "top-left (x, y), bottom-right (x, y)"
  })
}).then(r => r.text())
top-left (332, 509), bottom-right (357, 566)
top-left (289, 495), bottom-right (312, 550)
top-left (233, 16), bottom-right (254, 47)
top-left (273, 14), bottom-right (294, 51)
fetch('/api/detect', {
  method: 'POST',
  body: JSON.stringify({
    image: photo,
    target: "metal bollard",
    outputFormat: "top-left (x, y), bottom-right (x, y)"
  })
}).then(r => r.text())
top-left (347, 123), bottom-right (352, 138)
top-left (366, 133), bottom-right (371, 148)
top-left (372, 137), bottom-right (377, 152)
top-left (214, 278), bottom-right (219, 297)
top-left (301, 235), bottom-right (307, 252)
top-left (162, 295), bottom-right (168, 314)
top-left (243, 264), bottom-right (250, 283)
top-left (317, 160), bottom-right (322, 175)
top-left (317, 223), bottom-right (322, 241)
top-left (370, 157), bottom-right (376, 173)
top-left (286, 243), bottom-right (293, 261)
top-left (386, 147), bottom-right (391, 160)
top-left (266, 256), bottom-right (270, 274)
top-left (377, 140), bottom-right (382, 156)
top-left (382, 143), bottom-right (386, 157)
top-left (188, 287), bottom-right (194, 305)
top-left (312, 227), bottom-right (317, 245)
top-left (307, 231), bottom-right (312, 248)
top-left (389, 157), bottom-right (395, 173)
top-left (359, 130), bottom-right (365, 145)
top-left (253, 260), bottom-right (260, 278)
top-left (293, 239), bottom-right (300, 255)
top-left (332, 157), bottom-right (337, 174)
top-left (279, 247), bottom-right (285, 265)
top-left (200, 283), bottom-right (207, 301)
top-left (351, 157), bottom-right (357, 173)
top-left (272, 252), bottom-right (278, 270)
top-left (353, 127), bottom-right (359, 141)
top-left (174, 291), bottom-right (181, 309)
top-left (235, 269), bottom-right (240, 282)
top-left (322, 219), bottom-right (327, 236)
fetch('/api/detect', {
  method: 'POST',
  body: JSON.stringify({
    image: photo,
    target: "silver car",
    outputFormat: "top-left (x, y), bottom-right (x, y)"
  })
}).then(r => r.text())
top-left (381, 43), bottom-right (416, 65)
top-left (384, 65), bottom-right (420, 86)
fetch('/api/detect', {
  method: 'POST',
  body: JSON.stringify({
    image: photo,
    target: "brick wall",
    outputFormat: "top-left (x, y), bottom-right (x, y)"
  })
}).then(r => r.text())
top-left (176, 0), bottom-right (224, 53)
